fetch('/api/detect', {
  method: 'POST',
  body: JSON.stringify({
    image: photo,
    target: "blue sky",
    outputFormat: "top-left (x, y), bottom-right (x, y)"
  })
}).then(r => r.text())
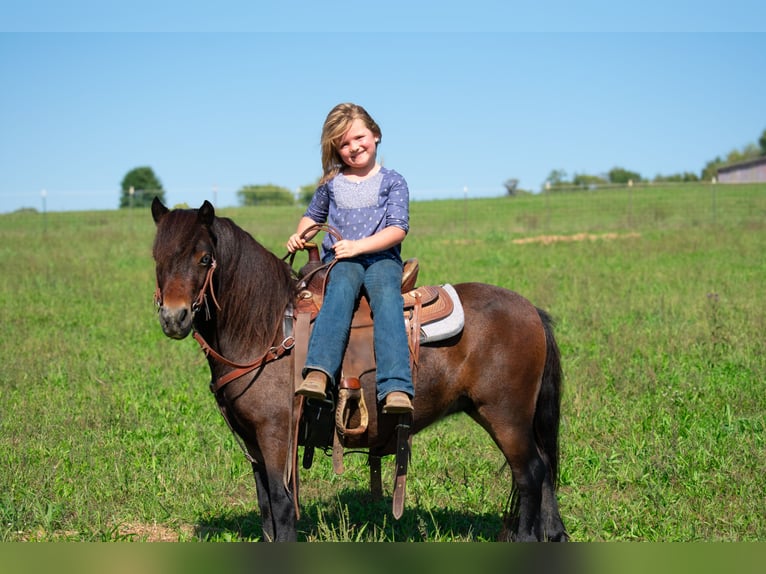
top-left (1, 3), bottom-right (765, 213)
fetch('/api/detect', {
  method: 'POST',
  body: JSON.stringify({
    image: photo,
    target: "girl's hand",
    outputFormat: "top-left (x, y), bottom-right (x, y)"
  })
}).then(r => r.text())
top-left (286, 233), bottom-right (306, 254)
top-left (332, 239), bottom-right (360, 259)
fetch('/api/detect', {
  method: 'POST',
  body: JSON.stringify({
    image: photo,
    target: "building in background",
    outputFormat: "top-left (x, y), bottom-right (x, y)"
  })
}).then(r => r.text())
top-left (717, 156), bottom-right (766, 183)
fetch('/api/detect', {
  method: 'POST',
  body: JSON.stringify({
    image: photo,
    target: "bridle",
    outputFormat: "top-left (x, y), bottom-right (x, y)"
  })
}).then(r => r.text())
top-left (194, 322), bottom-right (295, 393)
top-left (153, 222), bottom-right (343, 395)
top-left (153, 257), bottom-right (220, 318)
top-left (186, 223), bottom-right (344, 392)
top-left (154, 255), bottom-right (295, 393)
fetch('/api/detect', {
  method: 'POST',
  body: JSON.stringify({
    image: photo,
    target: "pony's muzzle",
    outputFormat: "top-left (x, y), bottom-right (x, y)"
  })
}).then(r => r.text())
top-left (158, 304), bottom-right (193, 339)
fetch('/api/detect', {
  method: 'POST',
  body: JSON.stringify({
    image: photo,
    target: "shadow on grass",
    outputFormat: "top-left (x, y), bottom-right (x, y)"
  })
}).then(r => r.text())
top-left (194, 487), bottom-right (504, 542)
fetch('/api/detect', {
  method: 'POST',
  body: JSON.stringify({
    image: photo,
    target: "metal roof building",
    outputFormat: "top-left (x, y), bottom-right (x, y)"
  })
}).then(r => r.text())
top-left (717, 156), bottom-right (766, 183)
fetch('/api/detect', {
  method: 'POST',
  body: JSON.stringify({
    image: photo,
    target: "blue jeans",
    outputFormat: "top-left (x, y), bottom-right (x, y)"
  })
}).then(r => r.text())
top-left (303, 255), bottom-right (414, 402)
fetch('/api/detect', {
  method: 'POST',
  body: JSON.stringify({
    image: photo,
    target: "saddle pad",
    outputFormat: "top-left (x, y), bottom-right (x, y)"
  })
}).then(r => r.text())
top-left (420, 284), bottom-right (465, 343)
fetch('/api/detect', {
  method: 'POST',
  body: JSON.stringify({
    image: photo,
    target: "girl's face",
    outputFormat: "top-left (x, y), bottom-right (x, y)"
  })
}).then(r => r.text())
top-left (337, 118), bottom-right (378, 174)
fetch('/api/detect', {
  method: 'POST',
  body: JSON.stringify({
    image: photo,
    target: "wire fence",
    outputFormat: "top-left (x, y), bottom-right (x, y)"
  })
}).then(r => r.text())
top-left (4, 183), bottom-right (765, 237)
top-left (2, 184), bottom-right (510, 214)
top-left (523, 182), bottom-right (765, 233)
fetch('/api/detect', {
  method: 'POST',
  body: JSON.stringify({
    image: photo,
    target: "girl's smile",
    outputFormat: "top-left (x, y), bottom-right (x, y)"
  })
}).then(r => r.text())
top-left (337, 118), bottom-right (379, 177)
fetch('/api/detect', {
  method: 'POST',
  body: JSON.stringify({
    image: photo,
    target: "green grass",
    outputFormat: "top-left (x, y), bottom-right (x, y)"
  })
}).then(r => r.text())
top-left (1, 183), bottom-right (764, 541)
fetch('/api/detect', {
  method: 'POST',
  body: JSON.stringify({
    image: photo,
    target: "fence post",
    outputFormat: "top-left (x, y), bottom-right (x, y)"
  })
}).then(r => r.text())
top-left (463, 186), bottom-right (468, 239)
top-left (41, 189), bottom-right (47, 234)
top-left (544, 183), bottom-right (551, 230)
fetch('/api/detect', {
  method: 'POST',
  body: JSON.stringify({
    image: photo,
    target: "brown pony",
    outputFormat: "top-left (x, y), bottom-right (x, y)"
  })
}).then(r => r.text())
top-left (151, 198), bottom-right (568, 542)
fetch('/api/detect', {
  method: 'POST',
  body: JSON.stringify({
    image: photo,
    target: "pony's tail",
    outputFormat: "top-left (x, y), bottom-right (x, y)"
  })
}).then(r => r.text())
top-left (534, 308), bottom-right (562, 486)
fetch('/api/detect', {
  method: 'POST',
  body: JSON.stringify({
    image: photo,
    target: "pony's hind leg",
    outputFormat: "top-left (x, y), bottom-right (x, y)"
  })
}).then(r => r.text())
top-left (504, 436), bottom-right (547, 542)
top-left (502, 444), bottom-right (568, 542)
top-left (473, 408), bottom-right (547, 541)
top-left (540, 473), bottom-right (569, 541)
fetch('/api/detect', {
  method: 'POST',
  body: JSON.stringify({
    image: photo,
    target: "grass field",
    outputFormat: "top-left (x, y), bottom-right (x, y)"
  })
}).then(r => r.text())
top-left (1, 183), bottom-right (764, 541)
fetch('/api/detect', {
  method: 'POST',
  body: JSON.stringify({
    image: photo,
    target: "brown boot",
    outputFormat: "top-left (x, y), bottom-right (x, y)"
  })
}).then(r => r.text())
top-left (382, 391), bottom-right (413, 414)
top-left (295, 370), bottom-right (328, 400)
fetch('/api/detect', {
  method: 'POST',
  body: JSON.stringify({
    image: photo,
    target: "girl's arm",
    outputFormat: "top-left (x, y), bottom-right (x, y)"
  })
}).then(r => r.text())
top-left (286, 216), bottom-right (321, 253)
top-left (332, 226), bottom-right (406, 260)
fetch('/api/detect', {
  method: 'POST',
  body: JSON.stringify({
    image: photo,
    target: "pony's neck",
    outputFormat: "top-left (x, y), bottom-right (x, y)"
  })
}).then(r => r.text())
top-left (203, 219), bottom-right (295, 358)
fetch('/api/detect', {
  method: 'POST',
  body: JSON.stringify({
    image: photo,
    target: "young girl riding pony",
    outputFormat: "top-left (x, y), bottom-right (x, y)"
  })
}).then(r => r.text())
top-left (286, 103), bottom-right (414, 414)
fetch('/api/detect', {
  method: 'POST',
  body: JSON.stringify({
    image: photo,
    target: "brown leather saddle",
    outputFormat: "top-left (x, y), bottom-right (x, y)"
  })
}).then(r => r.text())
top-left (286, 220), bottom-right (454, 519)
top-left (290, 241), bottom-right (456, 518)
top-left (294, 242), bottom-right (454, 334)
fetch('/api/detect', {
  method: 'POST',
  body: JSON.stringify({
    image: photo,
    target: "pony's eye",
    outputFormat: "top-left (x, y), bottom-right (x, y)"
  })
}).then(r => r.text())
top-left (200, 254), bottom-right (212, 266)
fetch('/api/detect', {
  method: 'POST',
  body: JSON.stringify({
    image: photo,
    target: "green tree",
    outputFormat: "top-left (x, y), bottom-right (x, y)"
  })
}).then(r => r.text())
top-left (726, 143), bottom-right (761, 164)
top-left (608, 167), bottom-right (642, 184)
top-left (759, 128), bottom-right (766, 155)
top-left (298, 183), bottom-right (318, 205)
top-left (544, 169), bottom-right (569, 189)
top-left (702, 156), bottom-right (724, 181)
top-left (503, 178), bottom-right (519, 196)
top-left (572, 173), bottom-right (608, 187)
top-left (653, 172), bottom-right (700, 183)
top-left (237, 184), bottom-right (295, 206)
top-left (120, 166), bottom-right (165, 208)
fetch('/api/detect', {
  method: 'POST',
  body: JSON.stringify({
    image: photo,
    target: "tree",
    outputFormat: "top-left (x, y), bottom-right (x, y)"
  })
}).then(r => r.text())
top-left (237, 184), bottom-right (295, 206)
top-left (760, 128), bottom-right (766, 155)
top-left (702, 156), bottom-right (724, 181)
top-left (608, 167), bottom-right (642, 184)
top-left (120, 166), bottom-right (165, 208)
top-left (503, 179), bottom-right (519, 196)
top-left (544, 169), bottom-right (569, 189)
top-left (726, 143), bottom-right (760, 164)
top-left (653, 172), bottom-right (700, 183)
top-left (298, 182), bottom-right (318, 205)
top-left (572, 173), bottom-right (608, 187)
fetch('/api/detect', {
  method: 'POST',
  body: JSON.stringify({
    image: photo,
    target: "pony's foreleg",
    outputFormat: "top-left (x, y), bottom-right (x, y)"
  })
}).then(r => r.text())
top-left (252, 462), bottom-right (297, 542)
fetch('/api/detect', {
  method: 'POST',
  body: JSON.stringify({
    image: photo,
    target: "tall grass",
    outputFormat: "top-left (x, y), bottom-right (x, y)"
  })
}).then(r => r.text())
top-left (1, 184), bottom-right (764, 541)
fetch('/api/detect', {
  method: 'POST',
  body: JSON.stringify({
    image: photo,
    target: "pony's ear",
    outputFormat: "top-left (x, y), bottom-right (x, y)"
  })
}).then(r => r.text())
top-left (198, 200), bottom-right (215, 226)
top-left (151, 196), bottom-right (169, 224)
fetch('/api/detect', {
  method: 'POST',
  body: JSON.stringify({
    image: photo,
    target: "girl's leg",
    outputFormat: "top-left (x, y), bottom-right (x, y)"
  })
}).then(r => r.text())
top-left (364, 258), bottom-right (414, 403)
top-left (302, 260), bottom-right (364, 385)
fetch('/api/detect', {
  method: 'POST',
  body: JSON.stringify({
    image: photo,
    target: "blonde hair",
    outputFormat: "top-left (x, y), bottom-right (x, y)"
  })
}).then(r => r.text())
top-left (319, 103), bottom-right (382, 184)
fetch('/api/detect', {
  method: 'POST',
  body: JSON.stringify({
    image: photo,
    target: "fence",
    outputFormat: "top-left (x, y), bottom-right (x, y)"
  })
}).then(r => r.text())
top-left (4, 183), bottom-right (765, 238)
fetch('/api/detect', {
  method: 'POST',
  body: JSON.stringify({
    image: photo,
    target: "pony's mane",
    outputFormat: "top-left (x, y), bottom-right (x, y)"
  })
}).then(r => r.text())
top-left (209, 215), bottom-right (297, 352)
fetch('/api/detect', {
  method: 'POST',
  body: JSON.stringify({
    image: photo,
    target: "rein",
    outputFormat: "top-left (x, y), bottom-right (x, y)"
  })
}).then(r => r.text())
top-left (194, 317), bottom-right (295, 393)
top-left (189, 257), bottom-right (295, 392)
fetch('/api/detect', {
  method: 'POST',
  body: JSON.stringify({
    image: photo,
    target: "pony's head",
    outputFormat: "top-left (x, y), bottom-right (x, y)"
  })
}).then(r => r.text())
top-left (151, 197), bottom-right (217, 339)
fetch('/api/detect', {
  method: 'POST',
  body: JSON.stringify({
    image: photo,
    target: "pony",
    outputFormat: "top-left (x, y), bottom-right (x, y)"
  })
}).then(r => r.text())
top-left (150, 198), bottom-right (568, 541)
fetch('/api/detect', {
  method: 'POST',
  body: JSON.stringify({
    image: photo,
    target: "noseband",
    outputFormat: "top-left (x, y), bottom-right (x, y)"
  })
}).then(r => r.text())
top-left (154, 257), bottom-right (221, 319)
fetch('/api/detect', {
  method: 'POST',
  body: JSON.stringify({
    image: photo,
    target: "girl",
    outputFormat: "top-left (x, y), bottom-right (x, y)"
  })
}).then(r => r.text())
top-left (286, 103), bottom-right (414, 414)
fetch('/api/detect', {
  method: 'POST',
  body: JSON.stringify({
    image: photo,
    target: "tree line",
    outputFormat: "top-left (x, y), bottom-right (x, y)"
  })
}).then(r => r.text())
top-left (537, 127), bottom-right (766, 193)
top-left (119, 128), bottom-right (766, 208)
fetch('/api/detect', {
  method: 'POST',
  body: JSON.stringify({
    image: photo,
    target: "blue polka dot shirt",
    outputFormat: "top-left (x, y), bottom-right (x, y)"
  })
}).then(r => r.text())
top-left (304, 166), bottom-right (409, 261)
